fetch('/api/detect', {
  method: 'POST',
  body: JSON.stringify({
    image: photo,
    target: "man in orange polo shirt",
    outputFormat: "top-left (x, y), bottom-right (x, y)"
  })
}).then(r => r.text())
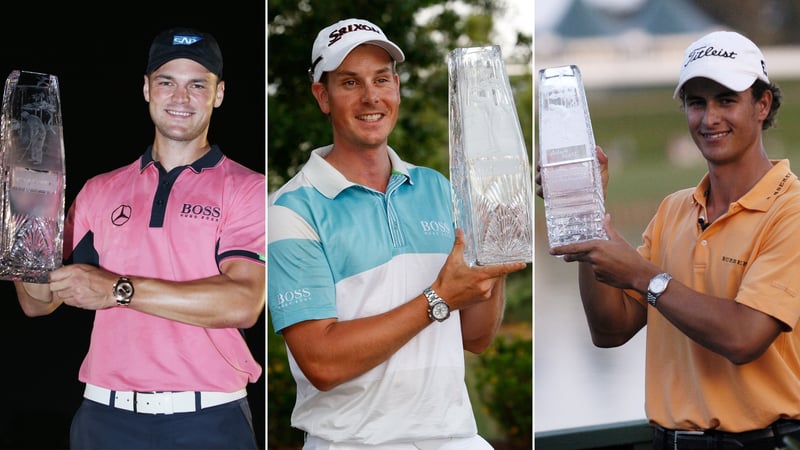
top-left (542, 30), bottom-right (800, 450)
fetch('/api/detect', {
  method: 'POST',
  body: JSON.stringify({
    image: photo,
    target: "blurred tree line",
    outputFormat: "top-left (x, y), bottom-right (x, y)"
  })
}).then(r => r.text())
top-left (267, 1), bottom-right (533, 448)
top-left (267, 0), bottom-right (532, 192)
top-left (692, 0), bottom-right (800, 45)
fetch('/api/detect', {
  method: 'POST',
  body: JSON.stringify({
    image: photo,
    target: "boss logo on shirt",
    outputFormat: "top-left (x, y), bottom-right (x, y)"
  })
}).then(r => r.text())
top-left (276, 287), bottom-right (312, 308)
top-left (180, 203), bottom-right (221, 221)
top-left (420, 220), bottom-right (451, 236)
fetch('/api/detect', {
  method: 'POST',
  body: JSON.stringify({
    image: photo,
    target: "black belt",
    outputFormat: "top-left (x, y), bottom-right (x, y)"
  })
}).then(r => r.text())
top-left (654, 419), bottom-right (800, 449)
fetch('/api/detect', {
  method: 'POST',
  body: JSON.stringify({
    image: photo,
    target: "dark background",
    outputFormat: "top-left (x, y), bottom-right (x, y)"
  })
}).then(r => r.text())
top-left (0, 3), bottom-right (266, 449)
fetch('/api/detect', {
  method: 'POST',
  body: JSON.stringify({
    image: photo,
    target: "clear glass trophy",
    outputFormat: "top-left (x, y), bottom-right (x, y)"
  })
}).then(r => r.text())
top-left (0, 70), bottom-right (65, 282)
top-left (448, 45), bottom-right (533, 266)
top-left (537, 65), bottom-right (607, 250)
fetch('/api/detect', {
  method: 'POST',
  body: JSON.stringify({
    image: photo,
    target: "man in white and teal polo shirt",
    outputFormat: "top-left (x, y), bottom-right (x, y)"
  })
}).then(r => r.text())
top-left (268, 18), bottom-right (526, 450)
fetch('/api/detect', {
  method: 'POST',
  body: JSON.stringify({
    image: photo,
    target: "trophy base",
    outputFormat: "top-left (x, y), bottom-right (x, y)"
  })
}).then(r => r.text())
top-left (0, 266), bottom-right (52, 283)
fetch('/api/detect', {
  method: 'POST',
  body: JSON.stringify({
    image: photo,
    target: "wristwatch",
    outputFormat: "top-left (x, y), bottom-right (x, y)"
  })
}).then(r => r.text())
top-left (646, 273), bottom-right (672, 307)
top-left (113, 276), bottom-right (134, 306)
top-left (423, 287), bottom-right (450, 322)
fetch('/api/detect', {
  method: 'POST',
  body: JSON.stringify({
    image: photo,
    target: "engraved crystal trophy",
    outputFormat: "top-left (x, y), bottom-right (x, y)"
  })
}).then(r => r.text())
top-left (537, 65), bottom-right (607, 250)
top-left (0, 70), bottom-right (65, 282)
top-left (448, 45), bottom-right (533, 266)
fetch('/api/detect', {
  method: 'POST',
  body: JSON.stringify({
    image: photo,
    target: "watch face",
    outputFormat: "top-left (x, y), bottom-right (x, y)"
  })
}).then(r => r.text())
top-left (432, 301), bottom-right (450, 321)
top-left (114, 278), bottom-right (134, 303)
top-left (649, 274), bottom-right (671, 294)
top-left (651, 278), bottom-right (666, 292)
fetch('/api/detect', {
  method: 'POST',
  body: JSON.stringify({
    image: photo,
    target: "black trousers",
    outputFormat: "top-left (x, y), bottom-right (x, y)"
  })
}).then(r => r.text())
top-left (70, 397), bottom-right (258, 450)
top-left (652, 420), bottom-right (800, 450)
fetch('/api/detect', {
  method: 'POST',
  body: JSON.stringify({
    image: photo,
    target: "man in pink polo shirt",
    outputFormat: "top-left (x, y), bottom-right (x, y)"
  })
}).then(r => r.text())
top-left (13, 27), bottom-right (265, 449)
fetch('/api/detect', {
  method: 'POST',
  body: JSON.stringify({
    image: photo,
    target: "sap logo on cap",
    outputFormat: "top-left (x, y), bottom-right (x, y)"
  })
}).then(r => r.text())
top-left (147, 28), bottom-right (223, 78)
top-left (173, 35), bottom-right (203, 46)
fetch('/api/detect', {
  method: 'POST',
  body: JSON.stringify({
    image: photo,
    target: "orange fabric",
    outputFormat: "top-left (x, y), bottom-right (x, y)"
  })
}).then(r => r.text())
top-left (628, 159), bottom-right (800, 432)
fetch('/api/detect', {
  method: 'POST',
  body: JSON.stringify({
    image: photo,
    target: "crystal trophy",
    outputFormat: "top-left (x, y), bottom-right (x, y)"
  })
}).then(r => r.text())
top-left (537, 65), bottom-right (607, 250)
top-left (0, 70), bottom-right (65, 282)
top-left (448, 45), bottom-right (533, 266)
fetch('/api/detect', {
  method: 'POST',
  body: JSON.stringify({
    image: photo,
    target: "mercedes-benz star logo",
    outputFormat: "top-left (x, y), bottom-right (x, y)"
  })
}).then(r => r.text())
top-left (111, 205), bottom-right (132, 226)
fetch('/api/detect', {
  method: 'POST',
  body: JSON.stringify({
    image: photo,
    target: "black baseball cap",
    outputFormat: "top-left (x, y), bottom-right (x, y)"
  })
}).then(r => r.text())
top-left (146, 27), bottom-right (223, 79)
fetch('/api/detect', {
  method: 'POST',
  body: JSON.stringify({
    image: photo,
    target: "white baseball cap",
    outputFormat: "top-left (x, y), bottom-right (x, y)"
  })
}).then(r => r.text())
top-left (673, 30), bottom-right (769, 99)
top-left (308, 18), bottom-right (405, 83)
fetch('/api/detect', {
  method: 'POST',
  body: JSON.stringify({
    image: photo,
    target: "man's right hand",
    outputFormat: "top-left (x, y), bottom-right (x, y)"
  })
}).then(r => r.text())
top-left (21, 281), bottom-right (54, 302)
top-left (429, 228), bottom-right (527, 311)
top-left (14, 279), bottom-right (61, 317)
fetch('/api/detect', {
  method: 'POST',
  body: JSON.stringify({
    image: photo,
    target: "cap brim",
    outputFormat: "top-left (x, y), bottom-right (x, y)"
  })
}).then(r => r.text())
top-left (673, 69), bottom-right (758, 99)
top-left (316, 40), bottom-right (405, 82)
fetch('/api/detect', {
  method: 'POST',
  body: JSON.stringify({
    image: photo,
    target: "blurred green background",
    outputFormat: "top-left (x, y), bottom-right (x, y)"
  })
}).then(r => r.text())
top-left (268, 0), bottom-right (800, 448)
top-left (267, 1), bottom-right (533, 449)
top-left (533, 0), bottom-right (800, 438)
top-left (532, 68), bottom-right (800, 445)
top-left (572, 80), bottom-right (800, 241)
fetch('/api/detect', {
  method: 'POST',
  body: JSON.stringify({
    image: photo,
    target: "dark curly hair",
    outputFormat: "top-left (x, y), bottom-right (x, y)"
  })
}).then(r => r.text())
top-left (751, 79), bottom-right (781, 130)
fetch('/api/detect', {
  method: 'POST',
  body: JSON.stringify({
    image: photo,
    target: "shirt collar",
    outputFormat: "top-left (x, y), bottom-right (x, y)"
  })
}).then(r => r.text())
top-left (139, 145), bottom-right (224, 173)
top-left (692, 159), bottom-right (797, 212)
top-left (304, 145), bottom-right (412, 199)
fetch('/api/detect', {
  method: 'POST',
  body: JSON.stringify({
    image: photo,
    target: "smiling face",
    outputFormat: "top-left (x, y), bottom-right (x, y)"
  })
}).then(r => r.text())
top-left (144, 58), bottom-right (224, 144)
top-left (311, 44), bottom-right (400, 153)
top-left (682, 76), bottom-right (770, 166)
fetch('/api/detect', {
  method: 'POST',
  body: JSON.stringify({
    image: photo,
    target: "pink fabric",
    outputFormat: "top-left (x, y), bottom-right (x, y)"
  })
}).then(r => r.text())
top-left (66, 151), bottom-right (264, 392)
